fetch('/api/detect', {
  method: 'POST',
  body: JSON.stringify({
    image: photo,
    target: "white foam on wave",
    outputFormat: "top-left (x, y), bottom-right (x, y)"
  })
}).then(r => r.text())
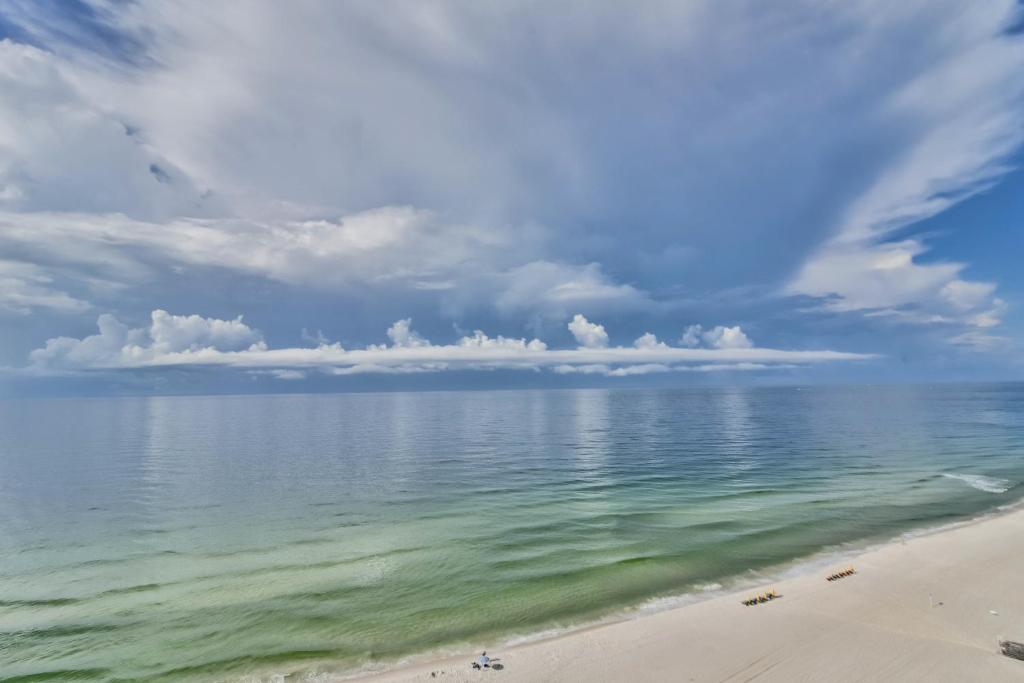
top-left (634, 582), bottom-right (725, 615)
top-left (941, 473), bottom-right (1014, 494)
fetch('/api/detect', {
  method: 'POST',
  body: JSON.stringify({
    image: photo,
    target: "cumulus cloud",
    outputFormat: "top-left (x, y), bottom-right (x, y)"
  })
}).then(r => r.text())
top-left (680, 325), bottom-right (753, 349)
top-left (29, 313), bottom-right (143, 370)
top-left (568, 314), bottom-right (609, 349)
top-left (633, 332), bottom-right (667, 350)
top-left (26, 311), bottom-right (871, 375)
top-left (705, 326), bottom-right (753, 350)
top-left (29, 309), bottom-right (263, 369)
top-left (148, 310), bottom-right (260, 353)
top-left (386, 319), bottom-right (429, 348)
top-left (680, 325), bottom-right (703, 349)
top-left (456, 329), bottom-right (547, 351)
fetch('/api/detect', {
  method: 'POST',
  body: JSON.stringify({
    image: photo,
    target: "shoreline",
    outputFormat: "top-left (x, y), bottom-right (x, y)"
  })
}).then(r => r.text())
top-left (341, 502), bottom-right (1024, 682)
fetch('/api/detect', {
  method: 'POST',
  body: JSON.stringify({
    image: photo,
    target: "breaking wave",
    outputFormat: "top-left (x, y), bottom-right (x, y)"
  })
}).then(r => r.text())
top-left (942, 473), bottom-right (1014, 494)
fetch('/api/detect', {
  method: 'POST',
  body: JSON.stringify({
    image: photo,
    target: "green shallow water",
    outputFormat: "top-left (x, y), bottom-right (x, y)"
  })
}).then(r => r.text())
top-left (1, 384), bottom-right (1023, 681)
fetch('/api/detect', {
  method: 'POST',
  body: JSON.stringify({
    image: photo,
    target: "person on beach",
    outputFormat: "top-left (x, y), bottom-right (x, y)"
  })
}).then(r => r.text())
top-left (475, 651), bottom-right (490, 669)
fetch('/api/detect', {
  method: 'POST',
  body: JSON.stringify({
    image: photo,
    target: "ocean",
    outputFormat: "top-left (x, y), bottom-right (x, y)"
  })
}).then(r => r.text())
top-left (1, 384), bottom-right (1023, 681)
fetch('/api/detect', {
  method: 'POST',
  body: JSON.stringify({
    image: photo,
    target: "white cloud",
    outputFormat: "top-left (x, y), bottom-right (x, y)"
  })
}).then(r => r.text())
top-left (386, 318), bottom-right (429, 348)
top-left (29, 313), bottom-right (138, 369)
top-left (0, 41), bottom-right (213, 219)
top-left (1, 0), bottom-right (1022, 372)
top-left (250, 368), bottom-right (306, 380)
top-left (0, 210), bottom-right (657, 323)
top-left (783, 2), bottom-right (1024, 344)
top-left (329, 363), bottom-right (448, 376)
top-left (949, 330), bottom-right (1011, 352)
top-left (680, 325), bottom-right (703, 349)
top-left (25, 310), bottom-right (872, 376)
top-left (495, 262), bottom-right (650, 318)
top-left (680, 324), bottom-right (753, 349)
top-left (0, 208), bottom-right (509, 291)
top-left (0, 259), bottom-right (90, 314)
top-left (969, 298), bottom-right (1006, 329)
top-left (704, 326), bottom-right (753, 349)
top-left (788, 239), bottom-right (964, 312)
top-left (939, 280), bottom-right (997, 312)
top-left (29, 309), bottom-right (262, 369)
top-left (787, 237), bottom-right (1007, 339)
top-left (551, 361), bottom-right (790, 377)
top-left (272, 369), bottom-right (306, 380)
top-left (831, 25), bottom-right (1024, 246)
top-left (568, 314), bottom-right (609, 349)
top-left (633, 332), bottom-right (667, 350)
top-left (301, 328), bottom-right (330, 346)
top-left (148, 310), bottom-right (260, 353)
top-left (607, 363), bottom-right (674, 377)
top-left (456, 329), bottom-right (547, 351)
top-left (552, 364), bottom-right (610, 375)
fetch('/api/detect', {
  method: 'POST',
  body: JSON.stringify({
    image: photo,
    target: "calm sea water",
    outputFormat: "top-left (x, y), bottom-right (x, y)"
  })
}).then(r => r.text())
top-left (2, 384), bottom-right (1023, 681)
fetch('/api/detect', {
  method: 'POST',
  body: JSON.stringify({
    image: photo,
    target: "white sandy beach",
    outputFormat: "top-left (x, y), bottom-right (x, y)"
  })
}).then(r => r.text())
top-left (353, 507), bottom-right (1024, 682)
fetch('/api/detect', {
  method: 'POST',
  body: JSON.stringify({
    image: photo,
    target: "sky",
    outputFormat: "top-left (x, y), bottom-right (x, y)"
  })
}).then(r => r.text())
top-left (1, 0), bottom-right (1023, 396)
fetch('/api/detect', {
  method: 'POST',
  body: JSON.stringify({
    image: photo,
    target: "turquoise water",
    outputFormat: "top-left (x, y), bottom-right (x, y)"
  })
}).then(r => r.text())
top-left (1, 384), bottom-right (1023, 681)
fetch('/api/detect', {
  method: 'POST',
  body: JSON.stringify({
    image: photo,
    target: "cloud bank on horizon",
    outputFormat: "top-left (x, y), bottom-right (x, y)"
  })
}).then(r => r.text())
top-left (1, 0), bottom-right (1022, 391)
top-left (26, 310), bottom-right (871, 379)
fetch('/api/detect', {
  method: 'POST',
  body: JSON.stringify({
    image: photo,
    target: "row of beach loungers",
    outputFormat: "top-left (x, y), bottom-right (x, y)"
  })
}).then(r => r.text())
top-left (826, 566), bottom-right (856, 582)
top-left (741, 566), bottom-right (857, 606)
top-left (741, 588), bottom-right (779, 606)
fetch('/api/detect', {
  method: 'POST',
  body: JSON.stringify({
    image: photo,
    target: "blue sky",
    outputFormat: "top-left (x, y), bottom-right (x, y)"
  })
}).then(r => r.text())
top-left (1, 0), bottom-right (1023, 396)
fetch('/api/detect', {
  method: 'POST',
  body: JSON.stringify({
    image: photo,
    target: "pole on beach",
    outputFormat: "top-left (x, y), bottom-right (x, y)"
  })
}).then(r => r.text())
top-left (928, 592), bottom-right (933, 608)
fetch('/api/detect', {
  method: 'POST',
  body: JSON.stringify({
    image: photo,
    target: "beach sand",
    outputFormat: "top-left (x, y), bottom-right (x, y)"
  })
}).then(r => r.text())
top-left (352, 507), bottom-right (1024, 682)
